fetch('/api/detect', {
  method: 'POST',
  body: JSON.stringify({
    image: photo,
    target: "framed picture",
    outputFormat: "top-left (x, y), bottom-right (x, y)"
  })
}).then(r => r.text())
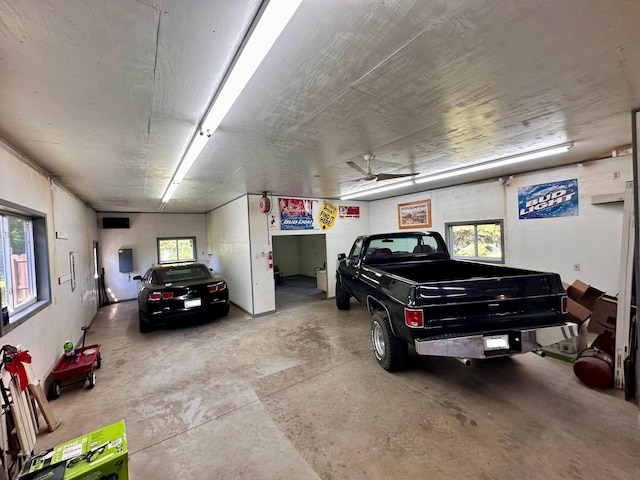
top-left (398, 199), bottom-right (432, 229)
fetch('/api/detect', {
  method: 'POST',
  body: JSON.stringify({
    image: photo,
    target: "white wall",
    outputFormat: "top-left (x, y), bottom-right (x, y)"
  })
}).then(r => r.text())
top-left (248, 195), bottom-right (276, 314)
top-left (98, 213), bottom-right (208, 301)
top-left (0, 141), bottom-right (98, 380)
top-left (298, 235), bottom-right (326, 276)
top-left (272, 236), bottom-right (300, 276)
top-left (370, 155), bottom-right (632, 294)
top-left (206, 197), bottom-right (254, 313)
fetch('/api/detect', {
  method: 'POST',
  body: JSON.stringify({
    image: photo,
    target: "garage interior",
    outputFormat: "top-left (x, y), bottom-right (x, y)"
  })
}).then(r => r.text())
top-left (1, 1), bottom-right (640, 479)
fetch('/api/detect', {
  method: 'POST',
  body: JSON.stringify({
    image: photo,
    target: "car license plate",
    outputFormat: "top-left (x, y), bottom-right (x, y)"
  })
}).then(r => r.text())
top-left (484, 334), bottom-right (509, 351)
top-left (184, 298), bottom-right (201, 309)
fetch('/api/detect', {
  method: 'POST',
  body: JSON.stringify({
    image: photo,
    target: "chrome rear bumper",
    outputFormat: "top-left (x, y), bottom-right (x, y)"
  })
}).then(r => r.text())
top-left (413, 322), bottom-right (579, 359)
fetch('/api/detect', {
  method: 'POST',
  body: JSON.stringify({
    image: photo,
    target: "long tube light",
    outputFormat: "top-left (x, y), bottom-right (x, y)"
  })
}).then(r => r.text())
top-left (160, 0), bottom-right (303, 207)
top-left (340, 180), bottom-right (415, 200)
top-left (339, 142), bottom-right (573, 201)
top-left (414, 142), bottom-right (573, 185)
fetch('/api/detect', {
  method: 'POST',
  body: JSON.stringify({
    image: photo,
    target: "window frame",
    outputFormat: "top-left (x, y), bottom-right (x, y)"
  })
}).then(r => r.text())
top-left (156, 236), bottom-right (197, 265)
top-left (0, 200), bottom-right (51, 335)
top-left (445, 219), bottom-right (505, 264)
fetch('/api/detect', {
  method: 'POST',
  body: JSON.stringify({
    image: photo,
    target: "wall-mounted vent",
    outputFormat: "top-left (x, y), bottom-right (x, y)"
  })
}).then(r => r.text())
top-left (102, 217), bottom-right (130, 229)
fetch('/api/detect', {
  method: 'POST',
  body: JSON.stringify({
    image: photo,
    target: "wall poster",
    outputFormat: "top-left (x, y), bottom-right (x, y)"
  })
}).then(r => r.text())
top-left (339, 206), bottom-right (360, 218)
top-left (397, 199), bottom-right (432, 229)
top-left (318, 200), bottom-right (338, 231)
top-left (518, 179), bottom-right (578, 219)
top-left (277, 197), bottom-right (319, 230)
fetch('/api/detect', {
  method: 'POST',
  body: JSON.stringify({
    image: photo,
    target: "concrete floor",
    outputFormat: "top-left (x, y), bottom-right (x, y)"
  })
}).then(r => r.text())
top-left (37, 277), bottom-right (639, 479)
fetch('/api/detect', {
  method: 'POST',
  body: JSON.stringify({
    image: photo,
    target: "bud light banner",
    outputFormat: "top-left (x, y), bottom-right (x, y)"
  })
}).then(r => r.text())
top-left (518, 179), bottom-right (578, 219)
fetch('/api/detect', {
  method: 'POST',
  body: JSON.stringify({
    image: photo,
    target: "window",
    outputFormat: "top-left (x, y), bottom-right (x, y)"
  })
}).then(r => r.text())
top-left (157, 237), bottom-right (196, 264)
top-left (446, 220), bottom-right (504, 263)
top-left (0, 202), bottom-right (51, 333)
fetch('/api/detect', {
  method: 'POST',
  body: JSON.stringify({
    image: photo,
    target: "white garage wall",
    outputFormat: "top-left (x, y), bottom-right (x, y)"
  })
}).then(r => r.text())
top-left (98, 213), bottom-right (208, 301)
top-left (206, 197), bottom-right (253, 313)
top-left (370, 155), bottom-right (632, 294)
top-left (504, 157), bottom-right (631, 293)
top-left (0, 141), bottom-right (98, 381)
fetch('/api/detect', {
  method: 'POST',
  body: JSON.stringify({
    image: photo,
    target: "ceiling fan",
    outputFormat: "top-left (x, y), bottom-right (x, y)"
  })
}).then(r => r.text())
top-left (346, 154), bottom-right (418, 182)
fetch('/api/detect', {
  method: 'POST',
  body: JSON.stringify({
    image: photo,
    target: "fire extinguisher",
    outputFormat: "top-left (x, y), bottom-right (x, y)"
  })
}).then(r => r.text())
top-left (268, 251), bottom-right (273, 270)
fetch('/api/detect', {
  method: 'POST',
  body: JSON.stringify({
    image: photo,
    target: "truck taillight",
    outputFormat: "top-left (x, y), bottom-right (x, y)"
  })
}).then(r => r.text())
top-left (561, 295), bottom-right (568, 314)
top-left (405, 308), bottom-right (424, 328)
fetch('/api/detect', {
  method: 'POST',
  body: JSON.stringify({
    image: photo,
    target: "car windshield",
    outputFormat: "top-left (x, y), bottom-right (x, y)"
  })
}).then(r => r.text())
top-left (158, 264), bottom-right (211, 283)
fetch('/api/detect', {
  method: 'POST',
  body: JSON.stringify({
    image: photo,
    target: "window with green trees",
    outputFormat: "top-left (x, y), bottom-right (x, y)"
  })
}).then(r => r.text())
top-left (0, 203), bottom-right (50, 333)
top-left (157, 237), bottom-right (197, 264)
top-left (446, 220), bottom-right (504, 263)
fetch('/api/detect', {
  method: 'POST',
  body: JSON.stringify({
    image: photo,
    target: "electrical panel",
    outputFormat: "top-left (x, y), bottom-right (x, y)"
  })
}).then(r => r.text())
top-left (118, 248), bottom-right (133, 273)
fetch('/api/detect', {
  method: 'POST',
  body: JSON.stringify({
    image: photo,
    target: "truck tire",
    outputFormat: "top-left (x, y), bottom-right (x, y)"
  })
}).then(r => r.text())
top-left (335, 279), bottom-right (351, 310)
top-left (371, 310), bottom-right (408, 371)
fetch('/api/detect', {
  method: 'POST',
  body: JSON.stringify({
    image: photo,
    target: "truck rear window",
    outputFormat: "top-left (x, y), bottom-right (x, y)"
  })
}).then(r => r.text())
top-left (368, 234), bottom-right (442, 256)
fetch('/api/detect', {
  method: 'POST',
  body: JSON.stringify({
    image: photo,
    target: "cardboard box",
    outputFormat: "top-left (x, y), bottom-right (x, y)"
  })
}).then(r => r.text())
top-left (542, 321), bottom-right (588, 360)
top-left (566, 297), bottom-right (591, 326)
top-left (21, 420), bottom-right (127, 480)
top-left (588, 294), bottom-right (618, 334)
top-left (565, 279), bottom-right (604, 310)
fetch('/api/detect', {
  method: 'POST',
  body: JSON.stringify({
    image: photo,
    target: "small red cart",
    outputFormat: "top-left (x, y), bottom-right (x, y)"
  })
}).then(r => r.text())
top-left (49, 326), bottom-right (101, 399)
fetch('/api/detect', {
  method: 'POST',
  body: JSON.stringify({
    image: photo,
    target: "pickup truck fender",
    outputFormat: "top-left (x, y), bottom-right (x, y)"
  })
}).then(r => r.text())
top-left (365, 295), bottom-right (399, 337)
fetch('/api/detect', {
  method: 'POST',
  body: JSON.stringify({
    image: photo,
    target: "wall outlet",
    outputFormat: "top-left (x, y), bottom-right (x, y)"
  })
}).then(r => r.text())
top-left (613, 171), bottom-right (620, 179)
top-left (573, 263), bottom-right (580, 271)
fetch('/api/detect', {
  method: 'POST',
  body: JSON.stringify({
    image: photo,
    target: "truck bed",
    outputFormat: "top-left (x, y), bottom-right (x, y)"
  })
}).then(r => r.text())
top-left (367, 258), bottom-right (540, 284)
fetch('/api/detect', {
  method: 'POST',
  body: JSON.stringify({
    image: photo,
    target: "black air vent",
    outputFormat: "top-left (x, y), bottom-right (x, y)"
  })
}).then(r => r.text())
top-left (102, 217), bottom-right (130, 229)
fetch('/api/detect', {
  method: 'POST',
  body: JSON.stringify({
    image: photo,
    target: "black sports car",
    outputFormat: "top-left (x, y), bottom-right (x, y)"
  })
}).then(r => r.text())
top-left (133, 262), bottom-right (230, 332)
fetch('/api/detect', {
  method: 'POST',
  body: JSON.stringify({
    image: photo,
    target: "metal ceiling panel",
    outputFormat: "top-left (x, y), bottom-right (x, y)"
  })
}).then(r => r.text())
top-left (1, 0), bottom-right (639, 212)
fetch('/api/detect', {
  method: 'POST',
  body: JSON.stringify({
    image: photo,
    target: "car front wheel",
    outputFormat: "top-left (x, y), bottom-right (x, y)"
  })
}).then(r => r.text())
top-left (371, 310), bottom-right (408, 371)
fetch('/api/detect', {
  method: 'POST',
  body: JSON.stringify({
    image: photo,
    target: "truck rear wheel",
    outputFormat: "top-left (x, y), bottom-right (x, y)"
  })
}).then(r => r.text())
top-left (335, 280), bottom-right (351, 310)
top-left (371, 311), bottom-right (408, 371)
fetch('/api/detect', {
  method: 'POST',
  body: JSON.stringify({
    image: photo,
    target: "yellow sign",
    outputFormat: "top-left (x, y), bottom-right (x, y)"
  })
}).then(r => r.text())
top-left (318, 200), bottom-right (338, 231)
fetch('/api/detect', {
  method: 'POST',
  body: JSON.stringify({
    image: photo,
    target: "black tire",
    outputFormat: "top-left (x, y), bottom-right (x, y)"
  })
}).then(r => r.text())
top-left (220, 303), bottom-right (230, 317)
top-left (50, 380), bottom-right (62, 399)
top-left (87, 369), bottom-right (96, 389)
top-left (371, 310), bottom-right (409, 371)
top-left (96, 353), bottom-right (102, 369)
top-left (335, 279), bottom-right (351, 310)
top-left (139, 312), bottom-right (152, 333)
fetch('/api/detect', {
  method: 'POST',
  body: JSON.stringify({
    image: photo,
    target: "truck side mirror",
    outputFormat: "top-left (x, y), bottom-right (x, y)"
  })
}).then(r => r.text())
top-left (337, 253), bottom-right (346, 261)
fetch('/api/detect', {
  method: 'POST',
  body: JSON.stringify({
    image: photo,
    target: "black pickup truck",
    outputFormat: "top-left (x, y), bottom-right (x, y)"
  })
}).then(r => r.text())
top-left (336, 231), bottom-right (574, 371)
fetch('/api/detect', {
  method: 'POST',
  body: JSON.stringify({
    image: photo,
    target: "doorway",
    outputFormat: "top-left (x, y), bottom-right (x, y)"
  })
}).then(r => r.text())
top-left (272, 234), bottom-right (327, 309)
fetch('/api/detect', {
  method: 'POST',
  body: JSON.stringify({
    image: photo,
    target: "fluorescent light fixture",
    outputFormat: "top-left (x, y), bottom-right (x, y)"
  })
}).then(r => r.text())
top-left (340, 180), bottom-right (415, 200)
top-left (161, 181), bottom-right (180, 204)
top-left (339, 142), bottom-right (573, 201)
top-left (173, 133), bottom-right (210, 184)
top-left (201, 0), bottom-right (303, 136)
top-left (160, 0), bottom-right (302, 206)
top-left (414, 142), bottom-right (573, 185)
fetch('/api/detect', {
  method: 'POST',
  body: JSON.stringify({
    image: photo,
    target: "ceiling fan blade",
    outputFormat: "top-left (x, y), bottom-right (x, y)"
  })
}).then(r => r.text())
top-left (346, 161), bottom-right (367, 175)
top-left (375, 172), bottom-right (418, 181)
